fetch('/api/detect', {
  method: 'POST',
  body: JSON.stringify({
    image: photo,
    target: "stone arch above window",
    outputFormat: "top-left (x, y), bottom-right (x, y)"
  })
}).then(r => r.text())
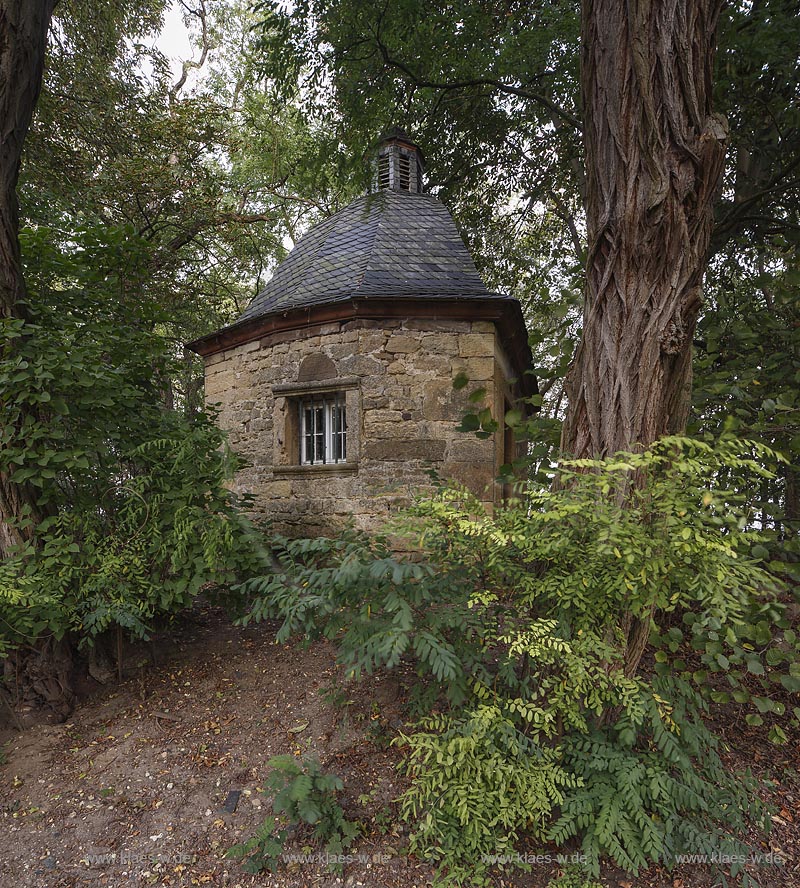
top-left (298, 353), bottom-right (337, 382)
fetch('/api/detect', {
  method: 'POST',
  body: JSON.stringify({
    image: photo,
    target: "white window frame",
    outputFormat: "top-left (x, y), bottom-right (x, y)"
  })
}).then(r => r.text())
top-left (299, 396), bottom-right (347, 465)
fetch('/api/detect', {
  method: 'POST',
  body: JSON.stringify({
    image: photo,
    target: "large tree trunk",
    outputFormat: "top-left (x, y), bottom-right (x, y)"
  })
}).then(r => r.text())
top-left (0, 1), bottom-right (75, 726)
top-left (562, 0), bottom-right (728, 680)
top-left (561, 0), bottom-right (728, 461)
top-left (0, 0), bottom-right (58, 556)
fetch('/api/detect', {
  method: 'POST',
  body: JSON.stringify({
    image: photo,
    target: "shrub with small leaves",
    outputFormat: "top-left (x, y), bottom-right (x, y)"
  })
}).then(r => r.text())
top-left (652, 608), bottom-right (800, 746)
top-left (0, 416), bottom-right (265, 655)
top-left (550, 677), bottom-right (767, 878)
top-left (225, 815), bottom-right (289, 874)
top-left (546, 866), bottom-right (604, 888)
top-left (240, 437), bottom-right (791, 884)
top-left (0, 225), bottom-right (266, 658)
top-left (396, 707), bottom-right (577, 885)
top-left (236, 528), bottom-right (488, 706)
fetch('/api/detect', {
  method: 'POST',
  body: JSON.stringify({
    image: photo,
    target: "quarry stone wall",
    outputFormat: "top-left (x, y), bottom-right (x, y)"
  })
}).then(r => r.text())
top-left (204, 317), bottom-right (518, 536)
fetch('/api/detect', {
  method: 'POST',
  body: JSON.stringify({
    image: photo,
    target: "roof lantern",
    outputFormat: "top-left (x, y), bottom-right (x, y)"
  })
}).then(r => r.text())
top-left (373, 128), bottom-right (425, 194)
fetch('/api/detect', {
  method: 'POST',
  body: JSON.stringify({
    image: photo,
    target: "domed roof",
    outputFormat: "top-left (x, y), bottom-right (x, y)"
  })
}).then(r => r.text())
top-left (238, 189), bottom-right (504, 324)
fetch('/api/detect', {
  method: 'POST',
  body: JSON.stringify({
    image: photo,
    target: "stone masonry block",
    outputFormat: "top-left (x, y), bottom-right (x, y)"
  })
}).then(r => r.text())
top-left (458, 333), bottom-right (494, 358)
top-left (385, 334), bottom-right (421, 354)
top-left (420, 333), bottom-right (459, 355)
top-left (365, 439), bottom-right (447, 461)
top-left (452, 357), bottom-right (494, 382)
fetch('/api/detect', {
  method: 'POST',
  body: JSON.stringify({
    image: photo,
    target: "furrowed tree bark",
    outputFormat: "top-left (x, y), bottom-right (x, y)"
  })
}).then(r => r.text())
top-left (562, 0), bottom-right (727, 462)
top-left (0, 0), bottom-right (58, 557)
top-left (562, 0), bottom-right (728, 678)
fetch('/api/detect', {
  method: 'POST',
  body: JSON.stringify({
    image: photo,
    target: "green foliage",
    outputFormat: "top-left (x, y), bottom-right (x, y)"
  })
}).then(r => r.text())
top-left (5, 0), bottom-right (330, 657)
top-left (0, 225), bottom-right (264, 656)
top-left (692, 243), bottom-right (800, 584)
top-left (0, 415), bottom-right (263, 655)
top-left (227, 755), bottom-right (359, 874)
top-left (27, 0), bottom-right (354, 357)
top-left (252, 0), bottom-right (800, 341)
top-left (268, 755), bottom-right (360, 852)
top-left (546, 867), bottom-right (604, 888)
top-left (242, 437), bottom-right (790, 883)
top-left (236, 528), bottom-right (489, 706)
top-left (652, 606), bottom-right (800, 745)
top-left (225, 814), bottom-right (289, 874)
top-left (397, 708), bottom-right (576, 884)
top-left (551, 679), bottom-right (766, 879)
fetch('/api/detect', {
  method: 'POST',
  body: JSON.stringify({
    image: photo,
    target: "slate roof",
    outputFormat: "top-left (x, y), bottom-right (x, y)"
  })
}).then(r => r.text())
top-left (238, 189), bottom-right (504, 323)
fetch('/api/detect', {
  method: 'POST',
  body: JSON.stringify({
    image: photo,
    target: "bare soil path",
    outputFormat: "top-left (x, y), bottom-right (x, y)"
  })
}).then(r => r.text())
top-left (0, 607), bottom-right (797, 888)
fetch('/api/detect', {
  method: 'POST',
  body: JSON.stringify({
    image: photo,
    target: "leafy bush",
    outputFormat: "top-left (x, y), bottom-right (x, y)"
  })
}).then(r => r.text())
top-left (546, 867), bottom-right (604, 888)
top-left (0, 417), bottom-right (263, 655)
top-left (0, 225), bottom-right (264, 657)
top-left (227, 755), bottom-right (359, 874)
top-left (551, 677), bottom-right (765, 878)
top-left (240, 437), bottom-right (792, 883)
top-left (236, 529), bottom-right (489, 706)
top-left (653, 608), bottom-right (799, 745)
top-left (225, 814), bottom-right (289, 875)
top-left (397, 707), bottom-right (576, 882)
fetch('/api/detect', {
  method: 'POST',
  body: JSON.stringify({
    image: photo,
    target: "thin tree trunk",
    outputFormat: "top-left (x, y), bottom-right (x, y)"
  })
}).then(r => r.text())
top-left (0, 0), bottom-right (58, 556)
top-left (562, 0), bottom-right (728, 461)
top-left (563, 0), bottom-right (728, 681)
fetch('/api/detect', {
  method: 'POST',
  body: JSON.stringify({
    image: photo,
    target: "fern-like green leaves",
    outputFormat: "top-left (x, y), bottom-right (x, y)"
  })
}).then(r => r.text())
top-left (238, 437), bottom-right (791, 884)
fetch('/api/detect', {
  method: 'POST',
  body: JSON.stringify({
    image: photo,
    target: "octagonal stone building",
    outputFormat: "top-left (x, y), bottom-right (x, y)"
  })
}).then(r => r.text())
top-left (188, 132), bottom-right (535, 536)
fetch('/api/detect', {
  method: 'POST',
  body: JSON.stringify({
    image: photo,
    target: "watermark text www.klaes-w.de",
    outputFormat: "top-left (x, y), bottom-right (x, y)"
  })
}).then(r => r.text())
top-left (82, 848), bottom-right (784, 870)
top-left (481, 852), bottom-right (590, 866)
top-left (480, 851), bottom-right (785, 868)
top-left (670, 851), bottom-right (784, 866)
top-left (281, 852), bottom-right (393, 866)
top-left (83, 851), bottom-right (193, 867)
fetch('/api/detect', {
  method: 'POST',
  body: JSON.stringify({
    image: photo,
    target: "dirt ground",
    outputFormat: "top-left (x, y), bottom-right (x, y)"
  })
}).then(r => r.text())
top-left (0, 606), bottom-right (798, 888)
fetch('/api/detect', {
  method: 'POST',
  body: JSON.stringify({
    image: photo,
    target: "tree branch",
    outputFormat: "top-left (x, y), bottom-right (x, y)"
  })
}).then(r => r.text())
top-left (711, 161), bottom-right (800, 253)
top-left (550, 191), bottom-right (584, 258)
top-left (169, 0), bottom-right (211, 103)
top-left (373, 39), bottom-right (582, 132)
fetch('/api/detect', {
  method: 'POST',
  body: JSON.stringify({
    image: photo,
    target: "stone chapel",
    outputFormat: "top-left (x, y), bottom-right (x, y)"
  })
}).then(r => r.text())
top-left (187, 131), bottom-right (535, 536)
